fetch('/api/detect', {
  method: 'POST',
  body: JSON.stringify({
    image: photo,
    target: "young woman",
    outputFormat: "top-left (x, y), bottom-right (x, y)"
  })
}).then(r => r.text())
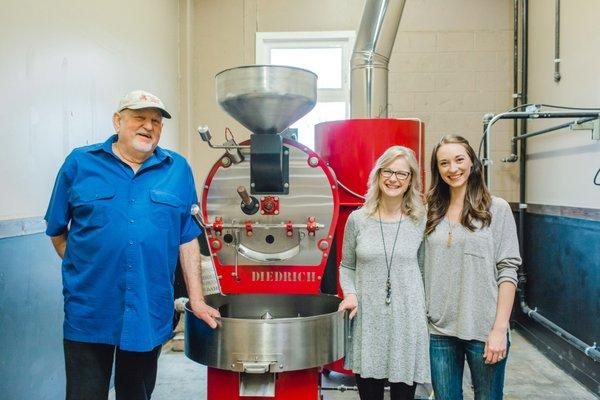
top-left (423, 135), bottom-right (521, 400)
top-left (338, 146), bottom-right (430, 400)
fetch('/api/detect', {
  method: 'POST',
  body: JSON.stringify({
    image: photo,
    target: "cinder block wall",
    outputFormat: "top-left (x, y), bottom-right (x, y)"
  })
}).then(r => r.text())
top-left (387, 8), bottom-right (517, 199)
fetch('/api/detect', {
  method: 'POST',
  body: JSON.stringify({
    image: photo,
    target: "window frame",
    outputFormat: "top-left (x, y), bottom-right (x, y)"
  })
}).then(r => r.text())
top-left (255, 31), bottom-right (356, 116)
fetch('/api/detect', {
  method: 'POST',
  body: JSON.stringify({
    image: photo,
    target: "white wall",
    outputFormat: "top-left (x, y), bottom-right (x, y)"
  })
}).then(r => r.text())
top-left (0, 0), bottom-right (182, 220)
top-left (526, 0), bottom-right (600, 209)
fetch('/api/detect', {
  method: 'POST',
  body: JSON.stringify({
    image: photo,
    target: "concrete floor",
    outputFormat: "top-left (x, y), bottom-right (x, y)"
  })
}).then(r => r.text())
top-left (119, 330), bottom-right (597, 400)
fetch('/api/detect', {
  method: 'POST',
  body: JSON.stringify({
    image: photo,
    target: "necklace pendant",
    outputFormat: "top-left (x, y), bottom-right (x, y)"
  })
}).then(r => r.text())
top-left (385, 279), bottom-right (391, 305)
top-left (378, 209), bottom-right (401, 307)
top-left (447, 231), bottom-right (453, 247)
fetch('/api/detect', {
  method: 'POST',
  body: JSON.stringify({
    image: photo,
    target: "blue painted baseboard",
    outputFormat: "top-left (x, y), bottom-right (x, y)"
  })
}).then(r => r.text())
top-left (0, 233), bottom-right (65, 400)
top-left (524, 213), bottom-right (600, 345)
top-left (517, 211), bottom-right (600, 394)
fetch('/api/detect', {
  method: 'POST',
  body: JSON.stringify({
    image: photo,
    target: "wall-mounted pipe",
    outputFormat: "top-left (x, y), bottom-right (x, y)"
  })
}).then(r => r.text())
top-left (518, 1), bottom-right (528, 311)
top-left (554, 0), bottom-right (561, 82)
top-left (484, 110), bottom-right (598, 187)
top-left (501, 113), bottom-right (598, 161)
top-left (521, 302), bottom-right (600, 362)
top-left (513, 0), bottom-right (521, 138)
top-left (512, 116), bottom-right (597, 142)
top-left (351, 0), bottom-right (406, 118)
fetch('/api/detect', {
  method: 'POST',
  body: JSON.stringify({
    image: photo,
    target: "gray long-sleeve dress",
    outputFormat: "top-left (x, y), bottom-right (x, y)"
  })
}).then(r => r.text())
top-left (339, 208), bottom-right (431, 384)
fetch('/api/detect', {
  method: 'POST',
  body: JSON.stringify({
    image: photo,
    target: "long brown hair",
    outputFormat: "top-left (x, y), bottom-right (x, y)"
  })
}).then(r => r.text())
top-left (425, 135), bottom-right (492, 235)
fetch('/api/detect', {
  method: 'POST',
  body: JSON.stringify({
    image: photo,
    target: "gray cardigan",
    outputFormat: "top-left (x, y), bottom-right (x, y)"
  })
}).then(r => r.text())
top-left (422, 196), bottom-right (521, 342)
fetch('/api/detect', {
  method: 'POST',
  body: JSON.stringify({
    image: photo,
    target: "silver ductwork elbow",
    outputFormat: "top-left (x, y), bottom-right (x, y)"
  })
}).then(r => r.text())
top-left (351, 0), bottom-right (406, 118)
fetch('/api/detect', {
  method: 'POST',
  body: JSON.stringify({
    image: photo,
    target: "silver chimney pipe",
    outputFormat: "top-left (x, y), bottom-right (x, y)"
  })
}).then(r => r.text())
top-left (351, 0), bottom-right (406, 118)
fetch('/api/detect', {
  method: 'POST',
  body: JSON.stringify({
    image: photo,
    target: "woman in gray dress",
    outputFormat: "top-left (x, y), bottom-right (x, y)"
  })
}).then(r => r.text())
top-left (338, 146), bottom-right (431, 400)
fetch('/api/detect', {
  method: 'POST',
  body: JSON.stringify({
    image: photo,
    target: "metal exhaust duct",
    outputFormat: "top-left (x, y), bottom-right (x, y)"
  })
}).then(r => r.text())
top-left (351, 0), bottom-right (406, 118)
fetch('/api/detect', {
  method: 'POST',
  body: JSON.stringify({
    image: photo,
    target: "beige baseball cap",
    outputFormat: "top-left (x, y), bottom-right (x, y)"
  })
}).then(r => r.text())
top-left (117, 90), bottom-right (172, 119)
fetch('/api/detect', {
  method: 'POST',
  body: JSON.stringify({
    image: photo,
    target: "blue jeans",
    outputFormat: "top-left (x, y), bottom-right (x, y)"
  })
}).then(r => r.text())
top-left (429, 334), bottom-right (509, 400)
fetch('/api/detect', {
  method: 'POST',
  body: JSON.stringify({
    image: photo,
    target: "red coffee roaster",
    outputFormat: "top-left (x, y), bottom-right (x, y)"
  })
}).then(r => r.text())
top-left (185, 65), bottom-right (424, 399)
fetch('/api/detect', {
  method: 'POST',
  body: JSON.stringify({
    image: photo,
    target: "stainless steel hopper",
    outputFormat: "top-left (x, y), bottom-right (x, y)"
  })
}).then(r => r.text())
top-left (216, 65), bottom-right (317, 134)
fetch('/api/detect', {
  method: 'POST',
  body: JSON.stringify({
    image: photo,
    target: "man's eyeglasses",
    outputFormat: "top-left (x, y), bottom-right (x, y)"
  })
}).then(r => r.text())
top-left (380, 169), bottom-right (411, 181)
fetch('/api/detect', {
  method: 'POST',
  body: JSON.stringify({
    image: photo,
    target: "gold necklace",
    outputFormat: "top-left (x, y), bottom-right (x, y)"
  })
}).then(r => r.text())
top-left (114, 143), bottom-right (143, 165)
top-left (447, 219), bottom-right (456, 247)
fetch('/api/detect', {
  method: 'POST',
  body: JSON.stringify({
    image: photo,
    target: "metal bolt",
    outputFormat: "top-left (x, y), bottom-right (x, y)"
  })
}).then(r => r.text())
top-left (323, 253), bottom-right (328, 257)
top-left (308, 156), bottom-right (319, 167)
top-left (284, 182), bottom-right (289, 188)
top-left (279, 364), bottom-right (283, 369)
top-left (319, 241), bottom-right (329, 250)
top-left (250, 183), bottom-right (255, 188)
top-left (274, 210), bottom-right (279, 215)
top-left (221, 157), bottom-right (231, 166)
top-left (284, 150), bottom-right (289, 155)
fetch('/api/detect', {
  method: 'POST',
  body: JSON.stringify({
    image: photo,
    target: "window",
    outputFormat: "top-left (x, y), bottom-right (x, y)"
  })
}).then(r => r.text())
top-left (256, 31), bottom-right (355, 149)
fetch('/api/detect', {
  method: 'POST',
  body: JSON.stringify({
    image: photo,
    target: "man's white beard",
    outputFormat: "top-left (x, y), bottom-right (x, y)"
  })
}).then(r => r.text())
top-left (132, 138), bottom-right (154, 153)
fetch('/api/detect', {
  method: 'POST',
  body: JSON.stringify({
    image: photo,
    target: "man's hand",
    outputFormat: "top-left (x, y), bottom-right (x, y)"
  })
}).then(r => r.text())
top-left (50, 231), bottom-right (68, 259)
top-left (190, 299), bottom-right (221, 329)
top-left (179, 239), bottom-right (221, 328)
top-left (338, 293), bottom-right (358, 320)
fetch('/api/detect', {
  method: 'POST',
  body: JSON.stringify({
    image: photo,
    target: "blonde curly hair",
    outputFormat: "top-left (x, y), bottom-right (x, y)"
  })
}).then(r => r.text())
top-left (362, 146), bottom-right (425, 221)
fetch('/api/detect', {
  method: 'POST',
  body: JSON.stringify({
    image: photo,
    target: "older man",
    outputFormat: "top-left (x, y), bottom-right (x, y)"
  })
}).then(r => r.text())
top-left (45, 90), bottom-right (220, 400)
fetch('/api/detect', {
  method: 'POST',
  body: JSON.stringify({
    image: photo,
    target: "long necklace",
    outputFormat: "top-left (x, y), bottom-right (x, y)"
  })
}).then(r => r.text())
top-left (378, 208), bottom-right (403, 305)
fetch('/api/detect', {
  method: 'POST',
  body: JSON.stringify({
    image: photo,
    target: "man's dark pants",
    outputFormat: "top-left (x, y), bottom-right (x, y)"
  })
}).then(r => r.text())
top-left (64, 339), bottom-right (162, 400)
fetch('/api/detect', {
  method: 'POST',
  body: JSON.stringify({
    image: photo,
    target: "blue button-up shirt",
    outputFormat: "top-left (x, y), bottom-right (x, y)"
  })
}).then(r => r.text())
top-left (45, 135), bottom-right (202, 351)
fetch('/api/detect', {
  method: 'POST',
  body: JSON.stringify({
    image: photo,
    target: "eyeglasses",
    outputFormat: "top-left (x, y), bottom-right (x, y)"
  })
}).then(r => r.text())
top-left (380, 169), bottom-right (411, 181)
